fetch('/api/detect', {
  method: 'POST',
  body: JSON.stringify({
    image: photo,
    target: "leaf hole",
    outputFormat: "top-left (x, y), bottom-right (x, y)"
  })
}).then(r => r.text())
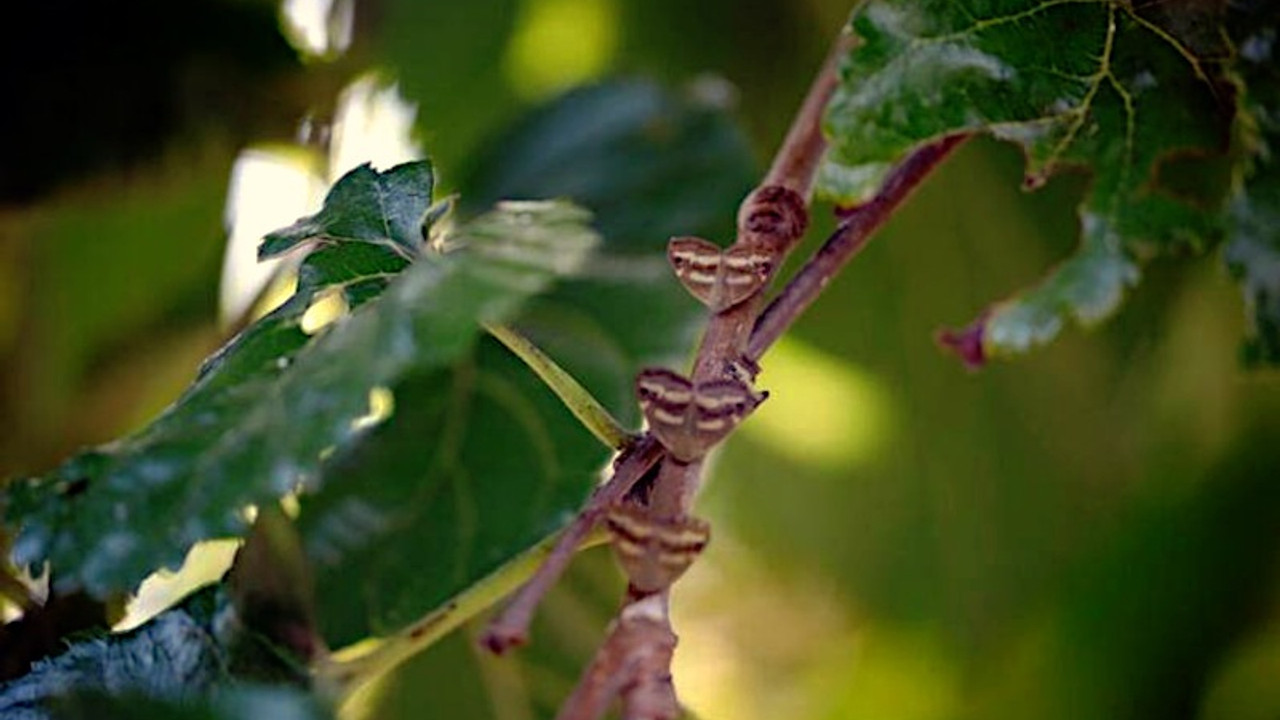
top-left (351, 386), bottom-right (395, 432)
top-left (300, 288), bottom-right (349, 335)
top-left (280, 492), bottom-right (302, 519)
top-left (59, 477), bottom-right (91, 498)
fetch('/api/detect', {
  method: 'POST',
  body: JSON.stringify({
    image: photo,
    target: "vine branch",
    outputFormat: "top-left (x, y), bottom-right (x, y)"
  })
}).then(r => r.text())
top-left (552, 31), bottom-right (850, 720)
top-left (747, 133), bottom-right (969, 362)
top-left (486, 25), bottom-right (966, 720)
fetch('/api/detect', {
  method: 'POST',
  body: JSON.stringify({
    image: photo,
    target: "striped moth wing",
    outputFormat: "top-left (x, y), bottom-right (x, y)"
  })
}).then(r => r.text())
top-left (667, 236), bottom-right (774, 312)
top-left (635, 368), bottom-right (761, 462)
top-left (606, 504), bottom-right (710, 594)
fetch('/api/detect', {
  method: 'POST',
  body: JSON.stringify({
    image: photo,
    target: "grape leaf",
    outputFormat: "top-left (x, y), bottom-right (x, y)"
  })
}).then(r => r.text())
top-left (297, 80), bottom-right (755, 646)
top-left (52, 688), bottom-right (332, 720)
top-left (0, 584), bottom-right (330, 720)
top-left (820, 0), bottom-right (1236, 365)
top-left (1224, 8), bottom-right (1280, 366)
top-left (4, 160), bottom-right (599, 597)
top-left (0, 605), bottom-right (224, 720)
top-left (258, 161), bottom-right (435, 260)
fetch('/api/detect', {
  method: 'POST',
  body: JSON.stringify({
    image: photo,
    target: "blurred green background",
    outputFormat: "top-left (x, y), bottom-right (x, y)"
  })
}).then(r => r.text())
top-left (3, 1), bottom-right (1280, 719)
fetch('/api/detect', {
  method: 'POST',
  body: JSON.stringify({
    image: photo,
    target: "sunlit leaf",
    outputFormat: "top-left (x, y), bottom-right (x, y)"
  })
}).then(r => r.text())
top-left (258, 161), bottom-right (434, 260)
top-left (5, 161), bottom-right (598, 597)
top-left (821, 0), bottom-right (1238, 364)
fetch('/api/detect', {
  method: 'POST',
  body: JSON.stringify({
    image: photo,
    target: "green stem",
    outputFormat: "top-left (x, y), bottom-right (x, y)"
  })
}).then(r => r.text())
top-left (317, 525), bottom-right (610, 703)
top-left (484, 322), bottom-right (633, 450)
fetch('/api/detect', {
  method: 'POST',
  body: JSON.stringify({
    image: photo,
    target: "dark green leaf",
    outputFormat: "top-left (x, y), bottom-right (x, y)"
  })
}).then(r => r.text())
top-left (821, 1), bottom-right (1235, 363)
top-left (462, 79), bottom-right (757, 423)
top-left (0, 582), bottom-right (326, 720)
top-left (0, 588), bottom-right (227, 720)
top-left (6, 162), bottom-right (597, 597)
top-left (300, 80), bottom-right (756, 645)
top-left (1224, 7), bottom-right (1280, 366)
top-left (53, 687), bottom-right (333, 720)
top-left (259, 161), bottom-right (434, 260)
top-left (299, 339), bottom-right (607, 644)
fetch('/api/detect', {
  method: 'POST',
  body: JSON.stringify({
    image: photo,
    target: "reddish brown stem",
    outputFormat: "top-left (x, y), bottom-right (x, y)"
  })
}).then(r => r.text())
top-left (553, 28), bottom-right (858, 720)
top-left (481, 436), bottom-right (662, 653)
top-left (746, 134), bottom-right (970, 362)
top-left (761, 30), bottom-right (853, 197)
top-left (555, 594), bottom-right (678, 720)
top-left (686, 35), bottom-right (849, 384)
top-left (489, 23), bottom-right (853, 663)
top-left (520, 26), bottom-right (966, 720)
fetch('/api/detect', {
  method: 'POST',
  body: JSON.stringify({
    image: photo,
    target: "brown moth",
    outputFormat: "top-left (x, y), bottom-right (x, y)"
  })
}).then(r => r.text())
top-left (635, 367), bottom-right (763, 462)
top-left (606, 503), bottom-right (711, 594)
top-left (667, 236), bottom-right (774, 312)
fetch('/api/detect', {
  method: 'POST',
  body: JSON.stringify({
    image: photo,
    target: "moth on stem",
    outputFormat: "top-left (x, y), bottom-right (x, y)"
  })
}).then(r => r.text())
top-left (485, 24), bottom-right (966, 720)
top-left (547, 30), bottom-right (851, 720)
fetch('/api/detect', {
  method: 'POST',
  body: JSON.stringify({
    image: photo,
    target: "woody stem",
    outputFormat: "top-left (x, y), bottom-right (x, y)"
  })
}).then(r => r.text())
top-left (556, 27), bottom-right (856, 720)
top-left (746, 133), bottom-right (970, 363)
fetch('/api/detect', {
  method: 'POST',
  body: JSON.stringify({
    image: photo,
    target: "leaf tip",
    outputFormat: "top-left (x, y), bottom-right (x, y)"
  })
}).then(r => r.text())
top-left (935, 315), bottom-right (988, 370)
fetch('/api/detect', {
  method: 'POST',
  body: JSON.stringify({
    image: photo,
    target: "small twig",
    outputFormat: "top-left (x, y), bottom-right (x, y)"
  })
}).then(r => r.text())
top-left (746, 134), bottom-right (970, 362)
top-left (485, 322), bottom-right (634, 450)
top-left (687, 33), bottom-right (850, 385)
top-left (481, 436), bottom-right (663, 653)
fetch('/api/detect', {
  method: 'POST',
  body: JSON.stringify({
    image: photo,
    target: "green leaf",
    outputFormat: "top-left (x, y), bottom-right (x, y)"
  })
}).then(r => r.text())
top-left (52, 688), bottom-right (333, 720)
top-left (258, 161), bottom-right (434, 260)
top-left (0, 588), bottom-right (227, 720)
top-left (0, 583), bottom-right (327, 720)
top-left (299, 80), bottom-right (756, 646)
top-left (821, 1), bottom-right (1235, 364)
top-left (298, 339), bottom-right (608, 646)
top-left (462, 79), bottom-right (757, 423)
top-left (1224, 7), bottom-right (1280, 366)
top-left (6, 155), bottom-right (598, 598)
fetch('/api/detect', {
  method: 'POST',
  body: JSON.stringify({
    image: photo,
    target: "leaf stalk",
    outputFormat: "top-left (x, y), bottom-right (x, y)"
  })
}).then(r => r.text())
top-left (484, 322), bottom-right (633, 450)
